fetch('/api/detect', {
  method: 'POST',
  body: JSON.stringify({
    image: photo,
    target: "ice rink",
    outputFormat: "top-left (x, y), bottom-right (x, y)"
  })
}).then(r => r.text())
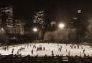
top-left (0, 43), bottom-right (92, 57)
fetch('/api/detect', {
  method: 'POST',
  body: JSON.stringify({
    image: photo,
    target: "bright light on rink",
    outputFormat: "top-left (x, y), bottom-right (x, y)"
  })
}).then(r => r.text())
top-left (58, 23), bottom-right (65, 29)
top-left (33, 27), bottom-right (38, 32)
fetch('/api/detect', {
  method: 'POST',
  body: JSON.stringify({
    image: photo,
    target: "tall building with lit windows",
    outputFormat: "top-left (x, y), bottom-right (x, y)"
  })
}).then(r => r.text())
top-left (0, 6), bottom-right (13, 34)
top-left (71, 9), bottom-right (88, 41)
top-left (0, 6), bottom-right (25, 35)
top-left (14, 19), bottom-right (25, 35)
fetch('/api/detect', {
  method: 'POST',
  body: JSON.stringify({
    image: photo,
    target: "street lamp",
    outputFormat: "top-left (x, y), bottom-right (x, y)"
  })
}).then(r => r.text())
top-left (33, 27), bottom-right (38, 40)
top-left (33, 27), bottom-right (38, 32)
top-left (58, 23), bottom-right (65, 29)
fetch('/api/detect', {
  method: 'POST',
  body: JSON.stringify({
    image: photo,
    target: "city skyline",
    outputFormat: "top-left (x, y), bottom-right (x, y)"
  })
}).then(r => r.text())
top-left (0, 0), bottom-right (91, 42)
top-left (0, 0), bottom-right (92, 20)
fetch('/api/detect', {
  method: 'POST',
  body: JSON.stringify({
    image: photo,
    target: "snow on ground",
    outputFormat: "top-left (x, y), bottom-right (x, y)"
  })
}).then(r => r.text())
top-left (0, 43), bottom-right (92, 57)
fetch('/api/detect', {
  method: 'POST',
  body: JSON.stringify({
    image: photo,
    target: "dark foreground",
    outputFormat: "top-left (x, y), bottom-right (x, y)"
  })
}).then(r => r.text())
top-left (0, 55), bottom-right (92, 63)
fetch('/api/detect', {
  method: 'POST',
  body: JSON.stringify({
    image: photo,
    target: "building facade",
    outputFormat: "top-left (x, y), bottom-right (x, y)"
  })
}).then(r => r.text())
top-left (0, 6), bottom-right (25, 42)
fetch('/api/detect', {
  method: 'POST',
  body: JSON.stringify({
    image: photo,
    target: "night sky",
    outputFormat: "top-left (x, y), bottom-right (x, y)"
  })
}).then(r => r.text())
top-left (0, 0), bottom-right (92, 20)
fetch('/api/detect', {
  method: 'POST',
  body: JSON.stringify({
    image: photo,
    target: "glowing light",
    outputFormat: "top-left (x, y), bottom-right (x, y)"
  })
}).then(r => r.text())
top-left (58, 23), bottom-right (65, 29)
top-left (73, 17), bottom-right (78, 20)
top-left (1, 28), bottom-right (4, 31)
top-left (0, 28), bottom-right (5, 33)
top-left (33, 27), bottom-right (38, 32)
top-left (78, 10), bottom-right (82, 13)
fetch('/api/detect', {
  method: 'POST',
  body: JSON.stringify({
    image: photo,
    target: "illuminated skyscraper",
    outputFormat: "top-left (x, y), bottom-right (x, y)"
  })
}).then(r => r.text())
top-left (0, 6), bottom-right (25, 35)
top-left (71, 9), bottom-right (88, 41)
top-left (0, 6), bottom-right (13, 34)
top-left (14, 19), bottom-right (24, 35)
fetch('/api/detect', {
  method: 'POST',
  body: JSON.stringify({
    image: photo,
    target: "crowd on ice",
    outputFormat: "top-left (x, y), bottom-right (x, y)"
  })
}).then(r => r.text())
top-left (0, 43), bottom-right (92, 57)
